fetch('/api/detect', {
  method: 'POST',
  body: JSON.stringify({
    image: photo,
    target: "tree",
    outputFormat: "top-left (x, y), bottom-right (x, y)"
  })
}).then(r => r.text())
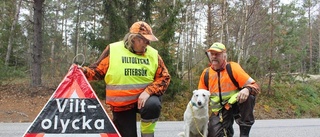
top-left (103, 0), bottom-right (127, 43)
top-left (30, 0), bottom-right (45, 87)
top-left (155, 0), bottom-right (184, 98)
top-left (267, 0), bottom-right (275, 94)
top-left (0, 0), bottom-right (319, 98)
top-left (303, 0), bottom-right (319, 73)
top-left (5, 0), bottom-right (23, 66)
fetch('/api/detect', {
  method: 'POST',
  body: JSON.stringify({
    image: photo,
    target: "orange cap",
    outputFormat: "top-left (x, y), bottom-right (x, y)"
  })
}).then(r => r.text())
top-left (130, 21), bottom-right (158, 41)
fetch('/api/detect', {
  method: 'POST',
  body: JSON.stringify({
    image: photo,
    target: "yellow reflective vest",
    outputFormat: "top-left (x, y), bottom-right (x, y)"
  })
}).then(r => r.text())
top-left (105, 41), bottom-right (158, 107)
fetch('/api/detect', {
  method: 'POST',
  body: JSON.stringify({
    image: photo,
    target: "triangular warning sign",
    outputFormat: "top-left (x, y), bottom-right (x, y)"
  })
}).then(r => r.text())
top-left (23, 64), bottom-right (121, 137)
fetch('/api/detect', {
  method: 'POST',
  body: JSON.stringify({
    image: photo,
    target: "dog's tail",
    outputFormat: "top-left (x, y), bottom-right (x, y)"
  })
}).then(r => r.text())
top-left (177, 132), bottom-right (185, 137)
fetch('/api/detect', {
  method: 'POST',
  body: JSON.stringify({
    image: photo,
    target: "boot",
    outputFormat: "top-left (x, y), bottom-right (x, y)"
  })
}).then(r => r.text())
top-left (239, 126), bottom-right (251, 137)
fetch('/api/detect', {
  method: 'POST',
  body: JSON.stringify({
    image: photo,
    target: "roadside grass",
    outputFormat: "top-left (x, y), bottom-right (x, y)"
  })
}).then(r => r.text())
top-left (254, 81), bottom-right (320, 119)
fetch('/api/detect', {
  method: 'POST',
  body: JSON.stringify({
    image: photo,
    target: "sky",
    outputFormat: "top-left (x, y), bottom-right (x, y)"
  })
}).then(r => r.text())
top-left (281, 0), bottom-right (293, 4)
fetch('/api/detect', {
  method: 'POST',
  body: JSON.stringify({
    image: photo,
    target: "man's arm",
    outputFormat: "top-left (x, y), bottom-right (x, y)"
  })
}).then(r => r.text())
top-left (244, 83), bottom-right (260, 96)
top-left (82, 45), bottom-right (110, 80)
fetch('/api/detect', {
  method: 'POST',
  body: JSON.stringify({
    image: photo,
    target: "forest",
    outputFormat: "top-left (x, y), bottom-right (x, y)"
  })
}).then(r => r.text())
top-left (1, 0), bottom-right (320, 120)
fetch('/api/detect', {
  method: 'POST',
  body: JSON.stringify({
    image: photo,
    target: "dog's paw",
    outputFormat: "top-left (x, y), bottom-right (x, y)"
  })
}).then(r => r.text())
top-left (177, 132), bottom-right (185, 137)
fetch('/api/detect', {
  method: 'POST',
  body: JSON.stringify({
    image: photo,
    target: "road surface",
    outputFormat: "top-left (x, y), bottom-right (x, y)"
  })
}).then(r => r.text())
top-left (1, 119), bottom-right (320, 137)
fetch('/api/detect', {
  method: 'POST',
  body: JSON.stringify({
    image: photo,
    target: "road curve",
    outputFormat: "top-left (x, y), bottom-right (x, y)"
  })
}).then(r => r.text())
top-left (1, 119), bottom-right (320, 137)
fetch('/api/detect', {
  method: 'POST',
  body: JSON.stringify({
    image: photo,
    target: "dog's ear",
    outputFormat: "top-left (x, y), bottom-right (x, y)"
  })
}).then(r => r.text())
top-left (205, 90), bottom-right (211, 96)
top-left (193, 90), bottom-right (197, 94)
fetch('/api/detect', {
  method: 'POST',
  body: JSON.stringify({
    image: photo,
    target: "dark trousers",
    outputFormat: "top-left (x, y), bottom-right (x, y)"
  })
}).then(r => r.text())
top-left (208, 95), bottom-right (256, 137)
top-left (112, 95), bottom-right (162, 137)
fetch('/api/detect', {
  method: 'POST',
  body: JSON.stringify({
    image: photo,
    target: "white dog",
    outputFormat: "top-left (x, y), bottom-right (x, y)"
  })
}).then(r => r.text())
top-left (178, 89), bottom-right (211, 137)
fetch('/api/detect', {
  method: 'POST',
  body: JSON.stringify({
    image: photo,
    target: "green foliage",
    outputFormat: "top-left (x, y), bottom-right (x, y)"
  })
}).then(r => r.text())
top-left (0, 60), bottom-right (27, 84)
top-left (90, 81), bottom-right (106, 100)
top-left (103, 0), bottom-right (127, 43)
top-left (244, 56), bottom-right (261, 79)
top-left (163, 76), bottom-right (188, 101)
top-left (152, 1), bottom-right (184, 98)
top-left (85, 31), bottom-right (109, 51)
top-left (256, 81), bottom-right (320, 119)
top-left (273, 3), bottom-right (309, 73)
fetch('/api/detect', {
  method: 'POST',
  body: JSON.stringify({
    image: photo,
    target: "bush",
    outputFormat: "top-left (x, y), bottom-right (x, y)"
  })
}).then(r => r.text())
top-left (0, 61), bottom-right (27, 84)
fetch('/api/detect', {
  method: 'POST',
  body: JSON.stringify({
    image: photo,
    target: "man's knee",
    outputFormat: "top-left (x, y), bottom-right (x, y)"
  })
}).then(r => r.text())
top-left (140, 96), bottom-right (162, 119)
top-left (239, 95), bottom-right (255, 110)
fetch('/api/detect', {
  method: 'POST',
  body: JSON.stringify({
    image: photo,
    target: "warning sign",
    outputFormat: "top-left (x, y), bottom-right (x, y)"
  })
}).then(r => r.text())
top-left (23, 64), bottom-right (121, 137)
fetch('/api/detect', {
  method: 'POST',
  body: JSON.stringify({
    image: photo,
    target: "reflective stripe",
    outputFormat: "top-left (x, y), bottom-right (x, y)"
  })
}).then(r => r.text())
top-left (210, 90), bottom-right (238, 101)
top-left (106, 94), bottom-right (140, 102)
top-left (140, 121), bottom-right (156, 134)
top-left (244, 77), bottom-right (255, 86)
top-left (210, 90), bottom-right (238, 112)
top-left (141, 133), bottom-right (154, 137)
top-left (105, 84), bottom-right (149, 105)
top-left (210, 100), bottom-right (223, 113)
top-left (228, 92), bottom-right (239, 104)
top-left (141, 118), bottom-right (159, 123)
top-left (106, 83), bottom-right (149, 90)
top-left (210, 103), bottom-right (223, 110)
top-left (211, 90), bottom-right (237, 96)
top-left (211, 108), bottom-right (223, 112)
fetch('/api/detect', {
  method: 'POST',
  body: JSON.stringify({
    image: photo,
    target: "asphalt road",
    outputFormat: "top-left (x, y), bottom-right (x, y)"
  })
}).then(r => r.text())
top-left (1, 119), bottom-right (320, 137)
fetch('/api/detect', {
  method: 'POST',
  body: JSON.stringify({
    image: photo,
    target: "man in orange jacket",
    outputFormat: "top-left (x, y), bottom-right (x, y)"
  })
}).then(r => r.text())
top-left (198, 42), bottom-right (260, 137)
top-left (81, 21), bottom-right (171, 137)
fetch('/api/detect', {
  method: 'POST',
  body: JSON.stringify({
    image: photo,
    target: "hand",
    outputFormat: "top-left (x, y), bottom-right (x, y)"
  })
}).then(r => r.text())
top-left (138, 91), bottom-right (150, 109)
top-left (236, 88), bottom-right (250, 103)
top-left (78, 66), bottom-right (87, 73)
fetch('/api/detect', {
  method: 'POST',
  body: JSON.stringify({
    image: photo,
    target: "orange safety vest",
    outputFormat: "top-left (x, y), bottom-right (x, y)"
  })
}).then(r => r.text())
top-left (104, 41), bottom-right (158, 107)
top-left (198, 62), bottom-right (255, 112)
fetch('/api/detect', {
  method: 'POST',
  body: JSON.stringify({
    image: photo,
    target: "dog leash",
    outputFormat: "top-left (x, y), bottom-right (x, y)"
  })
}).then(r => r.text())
top-left (218, 111), bottom-right (228, 137)
top-left (189, 103), bottom-right (205, 137)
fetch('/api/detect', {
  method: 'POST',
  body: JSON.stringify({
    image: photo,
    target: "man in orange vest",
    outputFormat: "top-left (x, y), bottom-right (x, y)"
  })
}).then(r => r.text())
top-left (198, 42), bottom-right (260, 137)
top-left (81, 21), bottom-right (171, 137)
